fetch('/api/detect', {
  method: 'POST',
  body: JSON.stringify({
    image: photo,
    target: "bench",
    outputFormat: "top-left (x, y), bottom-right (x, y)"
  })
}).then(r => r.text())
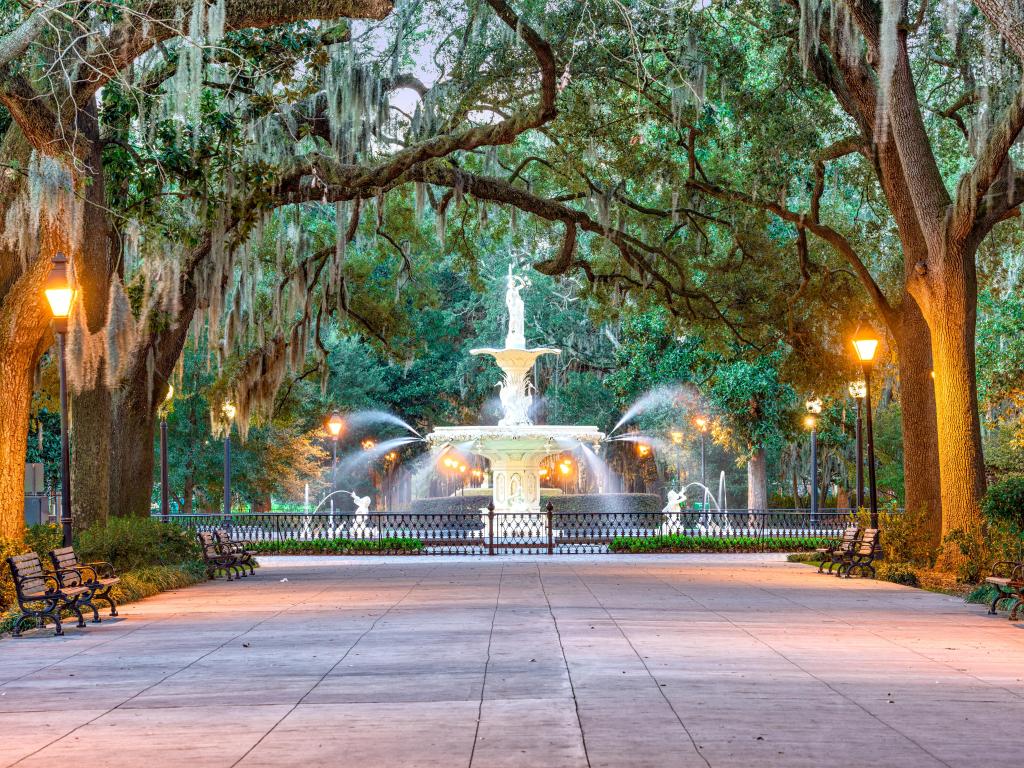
top-left (816, 525), bottom-right (859, 574)
top-left (985, 561), bottom-right (1023, 620)
top-left (198, 531), bottom-right (245, 580)
top-left (214, 529), bottom-right (256, 576)
top-left (5, 552), bottom-right (89, 637)
top-left (837, 528), bottom-right (881, 578)
top-left (48, 546), bottom-right (121, 620)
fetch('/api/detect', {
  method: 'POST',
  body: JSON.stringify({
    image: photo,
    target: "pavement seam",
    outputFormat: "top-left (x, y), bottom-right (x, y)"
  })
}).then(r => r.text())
top-left (229, 562), bottom-right (442, 768)
top-left (5, 572), bottom-right (349, 768)
top-left (568, 563), bottom-right (713, 768)
top-left (467, 563), bottom-right (504, 768)
top-left (536, 563), bottom-right (592, 768)
top-left (645, 565), bottom-right (955, 768)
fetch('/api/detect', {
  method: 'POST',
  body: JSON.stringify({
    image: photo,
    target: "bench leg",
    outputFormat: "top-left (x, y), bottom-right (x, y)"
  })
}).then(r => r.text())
top-left (988, 591), bottom-right (1006, 615)
top-left (1009, 598), bottom-right (1022, 621)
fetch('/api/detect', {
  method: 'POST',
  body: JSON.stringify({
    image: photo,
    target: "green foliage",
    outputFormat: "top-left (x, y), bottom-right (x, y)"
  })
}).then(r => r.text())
top-left (876, 562), bottom-right (921, 588)
top-left (250, 537), bottom-right (423, 555)
top-left (608, 535), bottom-right (829, 554)
top-left (941, 528), bottom-right (989, 585)
top-left (75, 517), bottom-right (200, 573)
top-left (981, 476), bottom-right (1024, 532)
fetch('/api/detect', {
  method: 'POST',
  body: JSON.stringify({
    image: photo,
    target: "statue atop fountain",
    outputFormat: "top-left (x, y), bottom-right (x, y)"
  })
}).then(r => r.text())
top-left (505, 264), bottom-right (528, 350)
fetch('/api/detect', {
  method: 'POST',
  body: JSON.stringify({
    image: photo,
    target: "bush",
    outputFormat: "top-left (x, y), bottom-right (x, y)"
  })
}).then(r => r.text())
top-left (876, 562), bottom-right (921, 587)
top-left (856, 506), bottom-right (936, 567)
top-left (250, 537), bottom-right (423, 555)
top-left (982, 476), bottom-right (1024, 532)
top-left (0, 525), bottom-right (63, 612)
top-left (75, 517), bottom-right (200, 572)
top-left (608, 535), bottom-right (830, 554)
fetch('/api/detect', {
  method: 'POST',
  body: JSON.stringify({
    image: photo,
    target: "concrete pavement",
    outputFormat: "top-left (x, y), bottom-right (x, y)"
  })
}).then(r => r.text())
top-left (1, 554), bottom-right (1022, 767)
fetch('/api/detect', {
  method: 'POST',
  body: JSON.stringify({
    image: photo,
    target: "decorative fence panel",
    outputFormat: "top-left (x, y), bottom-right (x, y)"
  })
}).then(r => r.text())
top-left (165, 507), bottom-right (870, 555)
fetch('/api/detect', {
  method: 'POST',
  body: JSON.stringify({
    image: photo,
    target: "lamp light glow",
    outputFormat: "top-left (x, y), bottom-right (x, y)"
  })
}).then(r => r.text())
top-left (670, 430), bottom-right (684, 445)
top-left (852, 334), bottom-right (879, 363)
top-left (222, 402), bottom-right (236, 421)
top-left (326, 412), bottom-right (344, 437)
top-left (44, 252), bottom-right (75, 319)
top-left (848, 380), bottom-right (867, 399)
top-left (803, 414), bottom-right (816, 430)
top-left (805, 397), bottom-right (823, 414)
top-left (693, 416), bottom-right (709, 432)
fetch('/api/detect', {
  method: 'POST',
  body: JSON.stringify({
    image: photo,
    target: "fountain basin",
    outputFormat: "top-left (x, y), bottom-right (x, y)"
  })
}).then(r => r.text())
top-left (426, 425), bottom-right (604, 513)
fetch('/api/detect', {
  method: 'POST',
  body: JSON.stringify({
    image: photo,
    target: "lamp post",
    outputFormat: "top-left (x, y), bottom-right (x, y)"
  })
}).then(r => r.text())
top-left (670, 430), bottom-right (683, 490)
top-left (326, 412), bottom-right (344, 511)
top-left (848, 380), bottom-right (867, 510)
top-left (221, 401), bottom-right (236, 518)
top-left (44, 253), bottom-right (75, 547)
top-left (160, 385), bottom-right (174, 522)
top-left (852, 333), bottom-right (880, 528)
top-left (693, 416), bottom-right (709, 487)
top-left (805, 397), bottom-right (823, 526)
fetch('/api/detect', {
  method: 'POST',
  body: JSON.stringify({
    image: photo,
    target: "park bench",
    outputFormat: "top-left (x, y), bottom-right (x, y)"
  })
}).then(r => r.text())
top-left (837, 528), bottom-right (881, 578)
top-left (984, 561), bottom-right (1023, 620)
top-left (816, 525), bottom-right (859, 574)
top-left (5, 552), bottom-right (88, 637)
top-left (214, 528), bottom-right (257, 576)
top-left (48, 546), bottom-right (120, 620)
top-left (198, 531), bottom-right (245, 580)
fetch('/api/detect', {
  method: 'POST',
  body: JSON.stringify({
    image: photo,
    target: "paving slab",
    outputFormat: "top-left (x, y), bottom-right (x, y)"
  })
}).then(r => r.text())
top-left (1, 554), bottom-right (1023, 767)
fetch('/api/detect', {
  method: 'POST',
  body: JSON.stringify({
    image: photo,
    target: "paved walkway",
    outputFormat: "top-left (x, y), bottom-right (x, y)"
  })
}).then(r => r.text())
top-left (2, 555), bottom-right (1023, 767)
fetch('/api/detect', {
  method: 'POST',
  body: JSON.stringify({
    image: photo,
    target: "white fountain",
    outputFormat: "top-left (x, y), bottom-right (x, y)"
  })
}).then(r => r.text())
top-left (426, 266), bottom-right (605, 516)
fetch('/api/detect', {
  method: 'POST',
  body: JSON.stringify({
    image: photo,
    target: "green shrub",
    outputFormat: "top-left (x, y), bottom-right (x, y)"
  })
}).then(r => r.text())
top-left (941, 527), bottom-right (989, 584)
top-left (250, 537), bottom-right (423, 555)
top-left (877, 562), bottom-right (921, 587)
top-left (982, 475), bottom-right (1024, 532)
top-left (608, 535), bottom-right (829, 554)
top-left (76, 517), bottom-right (200, 572)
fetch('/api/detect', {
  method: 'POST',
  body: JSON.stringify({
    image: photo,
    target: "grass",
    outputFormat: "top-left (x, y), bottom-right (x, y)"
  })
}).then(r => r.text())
top-left (249, 537), bottom-right (424, 555)
top-left (1, 560), bottom-right (207, 637)
top-left (608, 535), bottom-right (831, 554)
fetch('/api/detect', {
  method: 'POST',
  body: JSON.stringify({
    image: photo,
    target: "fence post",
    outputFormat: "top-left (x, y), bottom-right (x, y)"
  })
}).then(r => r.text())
top-left (546, 501), bottom-right (554, 555)
top-left (488, 502), bottom-right (495, 556)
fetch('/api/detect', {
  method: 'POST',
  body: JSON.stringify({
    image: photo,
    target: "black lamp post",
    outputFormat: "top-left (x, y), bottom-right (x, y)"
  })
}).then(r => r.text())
top-left (848, 380), bottom-right (867, 510)
top-left (160, 385), bottom-right (173, 522)
top-left (44, 253), bottom-right (75, 547)
top-left (852, 334), bottom-right (880, 528)
top-left (805, 397), bottom-right (823, 527)
top-left (670, 429), bottom-right (683, 489)
top-left (222, 402), bottom-right (236, 518)
top-left (326, 412), bottom-right (344, 514)
top-left (694, 416), bottom-right (709, 487)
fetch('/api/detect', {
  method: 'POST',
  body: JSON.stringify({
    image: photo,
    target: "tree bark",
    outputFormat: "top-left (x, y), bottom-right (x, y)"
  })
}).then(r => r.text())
top-left (69, 102), bottom-right (113, 531)
top-left (747, 448), bottom-right (767, 511)
top-left (890, 298), bottom-right (943, 548)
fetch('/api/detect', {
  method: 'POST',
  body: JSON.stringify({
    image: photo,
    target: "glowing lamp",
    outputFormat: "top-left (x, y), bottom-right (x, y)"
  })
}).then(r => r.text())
top-left (222, 402), bottom-right (236, 421)
top-left (670, 430), bottom-right (684, 445)
top-left (165, 384), bottom-right (174, 402)
top-left (326, 412), bottom-right (344, 438)
top-left (848, 380), bottom-right (867, 399)
top-left (693, 416), bottom-right (709, 432)
top-left (361, 438), bottom-right (376, 451)
top-left (44, 252), bottom-right (75, 321)
top-left (805, 397), bottom-right (823, 415)
top-left (636, 443), bottom-right (651, 458)
top-left (459, 465), bottom-right (467, 473)
top-left (386, 451), bottom-right (398, 461)
top-left (539, 467), bottom-right (549, 478)
top-left (852, 334), bottom-right (879, 363)
top-left (559, 463), bottom-right (571, 475)
top-left (803, 414), bottom-right (816, 430)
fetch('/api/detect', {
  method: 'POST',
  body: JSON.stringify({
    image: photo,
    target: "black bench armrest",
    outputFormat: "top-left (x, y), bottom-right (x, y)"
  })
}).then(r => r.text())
top-left (990, 561), bottom-right (1023, 579)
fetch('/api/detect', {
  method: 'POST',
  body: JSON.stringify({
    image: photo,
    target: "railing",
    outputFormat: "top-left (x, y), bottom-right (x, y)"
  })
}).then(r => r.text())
top-left (164, 507), bottom-right (875, 555)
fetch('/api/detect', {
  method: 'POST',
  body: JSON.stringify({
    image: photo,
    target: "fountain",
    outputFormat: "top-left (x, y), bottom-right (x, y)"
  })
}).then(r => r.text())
top-left (426, 266), bottom-right (605, 517)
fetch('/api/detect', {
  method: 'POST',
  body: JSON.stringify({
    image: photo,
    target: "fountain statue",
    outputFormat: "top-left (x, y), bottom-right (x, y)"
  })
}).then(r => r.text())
top-left (426, 266), bottom-right (604, 518)
top-left (350, 491), bottom-right (372, 526)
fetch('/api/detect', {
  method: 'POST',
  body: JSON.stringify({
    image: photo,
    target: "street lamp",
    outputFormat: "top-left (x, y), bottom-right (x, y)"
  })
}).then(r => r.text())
top-left (670, 430), bottom-right (684, 490)
top-left (221, 401), bottom-right (236, 518)
top-left (852, 331), bottom-right (880, 527)
top-left (693, 416), bottom-right (709, 486)
top-left (44, 253), bottom-right (75, 546)
top-left (160, 384), bottom-right (174, 522)
top-left (848, 380), bottom-right (867, 510)
top-left (326, 413), bottom-right (344, 510)
top-left (804, 397), bottom-right (823, 525)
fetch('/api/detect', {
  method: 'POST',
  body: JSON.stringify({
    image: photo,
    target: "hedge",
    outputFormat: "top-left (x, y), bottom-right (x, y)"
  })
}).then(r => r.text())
top-left (250, 537), bottom-right (424, 555)
top-left (609, 534), bottom-right (831, 554)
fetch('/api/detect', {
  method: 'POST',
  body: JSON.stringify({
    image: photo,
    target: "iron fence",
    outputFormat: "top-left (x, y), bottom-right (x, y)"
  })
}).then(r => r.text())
top-left (164, 507), bottom-right (876, 555)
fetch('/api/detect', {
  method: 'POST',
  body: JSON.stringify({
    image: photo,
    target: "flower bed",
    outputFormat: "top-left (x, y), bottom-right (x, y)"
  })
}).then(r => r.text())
top-left (250, 537), bottom-right (424, 555)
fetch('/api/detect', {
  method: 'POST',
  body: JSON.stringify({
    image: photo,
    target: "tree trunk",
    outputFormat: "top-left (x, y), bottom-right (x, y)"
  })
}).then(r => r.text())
top-left (0, 350), bottom-right (35, 539)
top-left (891, 299), bottom-right (943, 548)
top-left (108, 385), bottom-right (158, 518)
top-left (69, 102), bottom-right (113, 531)
top-left (926, 245), bottom-right (986, 543)
top-left (747, 448), bottom-right (767, 510)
